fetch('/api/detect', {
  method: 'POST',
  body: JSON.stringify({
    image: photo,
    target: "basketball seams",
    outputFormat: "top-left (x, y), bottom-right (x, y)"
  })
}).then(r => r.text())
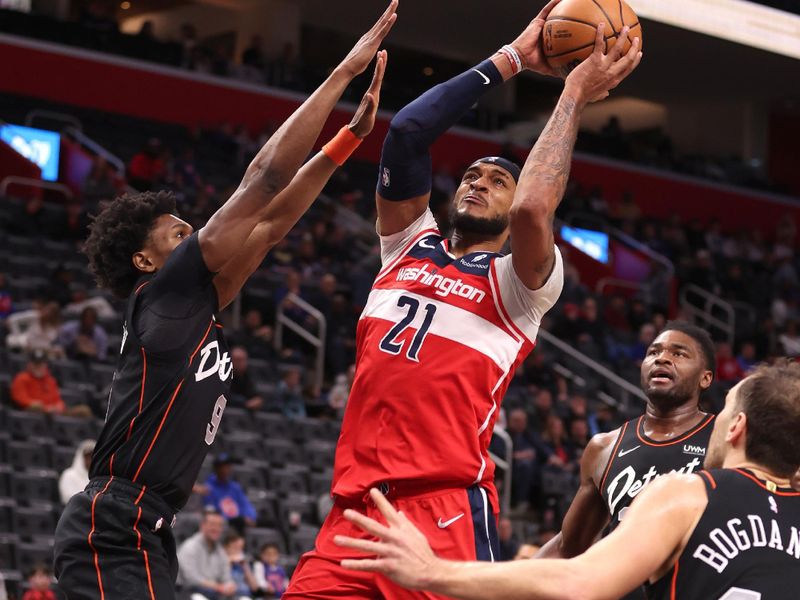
top-left (618, 0), bottom-right (625, 27)
top-left (589, 0), bottom-right (617, 34)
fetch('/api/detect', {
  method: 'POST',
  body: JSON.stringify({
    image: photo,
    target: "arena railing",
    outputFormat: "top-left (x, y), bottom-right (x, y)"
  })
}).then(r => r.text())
top-left (0, 175), bottom-right (74, 200)
top-left (274, 292), bottom-right (327, 392)
top-left (679, 284), bottom-right (736, 346)
top-left (536, 328), bottom-right (648, 414)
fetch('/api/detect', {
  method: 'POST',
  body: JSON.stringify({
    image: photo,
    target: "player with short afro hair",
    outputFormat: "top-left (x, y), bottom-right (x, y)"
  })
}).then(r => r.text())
top-left (83, 191), bottom-right (178, 299)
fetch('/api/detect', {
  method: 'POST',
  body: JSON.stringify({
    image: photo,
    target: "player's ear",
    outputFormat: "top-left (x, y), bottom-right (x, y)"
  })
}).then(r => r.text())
top-left (725, 411), bottom-right (747, 447)
top-left (132, 251), bottom-right (156, 273)
top-left (699, 369), bottom-right (713, 392)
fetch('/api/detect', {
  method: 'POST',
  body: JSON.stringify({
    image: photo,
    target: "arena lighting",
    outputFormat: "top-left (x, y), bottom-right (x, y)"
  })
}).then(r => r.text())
top-left (120, 1), bottom-right (131, 9)
top-left (628, 0), bottom-right (800, 60)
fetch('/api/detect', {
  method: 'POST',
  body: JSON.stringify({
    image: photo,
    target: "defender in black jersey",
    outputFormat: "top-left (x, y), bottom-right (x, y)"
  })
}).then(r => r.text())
top-left (537, 321), bottom-right (716, 555)
top-left (331, 361), bottom-right (800, 600)
top-left (53, 5), bottom-right (397, 598)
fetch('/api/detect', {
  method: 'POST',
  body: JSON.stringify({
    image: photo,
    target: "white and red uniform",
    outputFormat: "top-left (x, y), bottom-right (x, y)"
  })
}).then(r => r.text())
top-left (286, 210), bottom-right (563, 599)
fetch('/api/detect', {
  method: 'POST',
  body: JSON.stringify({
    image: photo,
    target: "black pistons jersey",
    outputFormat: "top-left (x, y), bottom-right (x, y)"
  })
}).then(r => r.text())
top-left (649, 468), bottom-right (800, 600)
top-left (90, 233), bottom-right (231, 511)
top-left (600, 413), bottom-right (714, 530)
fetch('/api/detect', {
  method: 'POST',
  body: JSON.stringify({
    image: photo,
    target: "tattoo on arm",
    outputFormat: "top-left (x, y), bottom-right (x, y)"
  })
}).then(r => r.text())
top-left (519, 95), bottom-right (580, 210)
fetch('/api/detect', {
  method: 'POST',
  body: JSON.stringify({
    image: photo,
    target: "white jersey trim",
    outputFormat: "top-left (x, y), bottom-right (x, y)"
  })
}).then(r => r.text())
top-left (362, 288), bottom-right (522, 372)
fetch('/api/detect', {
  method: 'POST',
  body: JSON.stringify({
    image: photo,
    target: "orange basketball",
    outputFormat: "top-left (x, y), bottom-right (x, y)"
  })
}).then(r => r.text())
top-left (543, 0), bottom-right (643, 77)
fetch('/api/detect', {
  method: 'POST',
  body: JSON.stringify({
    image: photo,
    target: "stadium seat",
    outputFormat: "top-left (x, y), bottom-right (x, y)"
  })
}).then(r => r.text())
top-left (246, 527), bottom-right (285, 555)
top-left (13, 504), bottom-right (57, 541)
top-left (16, 539), bottom-right (54, 576)
top-left (303, 441), bottom-right (336, 472)
top-left (0, 433), bottom-right (8, 463)
top-left (0, 497), bottom-right (17, 534)
top-left (52, 446), bottom-right (77, 474)
top-left (50, 359), bottom-right (89, 385)
top-left (254, 413), bottom-right (287, 439)
top-left (308, 471), bottom-right (333, 497)
top-left (51, 415), bottom-right (99, 445)
top-left (290, 417), bottom-right (327, 444)
top-left (11, 470), bottom-right (59, 506)
top-left (232, 464), bottom-right (267, 491)
top-left (219, 407), bottom-right (252, 435)
top-left (7, 439), bottom-right (52, 470)
top-left (88, 363), bottom-right (116, 389)
top-left (218, 433), bottom-right (262, 460)
top-left (270, 469), bottom-right (308, 496)
top-left (172, 512), bottom-right (201, 546)
top-left (6, 410), bottom-right (50, 440)
top-left (0, 465), bottom-right (12, 497)
top-left (288, 525), bottom-right (319, 556)
top-left (248, 489), bottom-right (278, 527)
top-left (263, 439), bottom-right (302, 467)
top-left (0, 569), bottom-right (23, 599)
top-left (0, 533), bottom-right (20, 569)
top-left (277, 493), bottom-right (317, 526)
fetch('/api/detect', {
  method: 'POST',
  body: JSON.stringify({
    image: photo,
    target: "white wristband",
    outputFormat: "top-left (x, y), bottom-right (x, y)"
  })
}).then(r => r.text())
top-left (501, 44), bottom-right (524, 73)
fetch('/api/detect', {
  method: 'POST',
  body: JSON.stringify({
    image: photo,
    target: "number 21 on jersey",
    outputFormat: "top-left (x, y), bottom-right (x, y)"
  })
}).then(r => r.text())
top-left (379, 295), bottom-right (437, 362)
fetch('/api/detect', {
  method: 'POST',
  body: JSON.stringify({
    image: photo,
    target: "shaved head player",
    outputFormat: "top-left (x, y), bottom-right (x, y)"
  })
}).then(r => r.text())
top-left (52, 3), bottom-right (398, 598)
top-left (284, 3), bottom-right (642, 598)
top-left (338, 361), bottom-right (800, 600)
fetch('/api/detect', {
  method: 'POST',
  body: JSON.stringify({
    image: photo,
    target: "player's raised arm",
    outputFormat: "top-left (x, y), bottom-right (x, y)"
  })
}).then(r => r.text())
top-left (197, 0), bottom-right (397, 273)
top-left (510, 24), bottom-right (641, 290)
top-left (536, 431), bottom-right (615, 558)
top-left (336, 474), bottom-right (704, 600)
top-left (213, 52), bottom-right (388, 309)
top-left (375, 0), bottom-right (560, 236)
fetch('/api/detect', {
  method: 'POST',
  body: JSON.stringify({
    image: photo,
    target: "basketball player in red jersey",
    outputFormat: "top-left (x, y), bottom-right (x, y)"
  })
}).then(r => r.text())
top-left (336, 362), bottom-right (800, 600)
top-left (285, 7), bottom-right (642, 598)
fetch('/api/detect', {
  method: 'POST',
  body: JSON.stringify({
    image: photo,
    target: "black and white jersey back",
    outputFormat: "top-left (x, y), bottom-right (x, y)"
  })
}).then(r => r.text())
top-left (649, 468), bottom-right (800, 600)
top-left (600, 414), bottom-right (714, 530)
top-left (89, 233), bottom-right (231, 511)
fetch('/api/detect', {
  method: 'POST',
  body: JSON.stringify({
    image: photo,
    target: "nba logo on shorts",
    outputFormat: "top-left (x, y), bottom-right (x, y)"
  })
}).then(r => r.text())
top-left (382, 167), bottom-right (390, 188)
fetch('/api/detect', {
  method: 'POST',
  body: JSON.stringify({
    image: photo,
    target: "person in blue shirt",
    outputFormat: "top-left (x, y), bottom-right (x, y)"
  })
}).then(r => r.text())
top-left (203, 453), bottom-right (257, 533)
top-left (253, 543), bottom-right (289, 598)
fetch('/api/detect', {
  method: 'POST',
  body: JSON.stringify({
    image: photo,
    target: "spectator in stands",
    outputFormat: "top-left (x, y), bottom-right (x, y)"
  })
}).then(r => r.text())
top-left (178, 22), bottom-right (198, 69)
top-left (222, 530), bottom-right (260, 599)
top-left (497, 517), bottom-right (520, 561)
top-left (241, 35), bottom-right (266, 72)
top-left (530, 389), bottom-right (554, 433)
top-left (576, 297), bottom-right (607, 357)
top-left (328, 364), bottom-right (355, 419)
top-left (535, 415), bottom-right (577, 474)
top-left (0, 273), bottom-right (13, 319)
top-left (78, 1), bottom-right (118, 35)
top-left (736, 341), bottom-right (758, 373)
top-left (229, 346), bottom-right (264, 411)
top-left (626, 322), bottom-right (656, 366)
top-left (177, 508), bottom-right (237, 599)
top-left (172, 147), bottom-right (203, 193)
top-left (58, 439), bottom-right (95, 505)
top-left (137, 20), bottom-right (156, 41)
top-left (21, 564), bottom-right (56, 600)
top-left (780, 320), bottom-right (800, 356)
top-left (11, 349), bottom-right (91, 417)
top-left (715, 341), bottom-right (745, 384)
top-left (276, 367), bottom-right (306, 419)
top-left (203, 454), bottom-right (257, 532)
top-left (507, 408), bottom-right (538, 511)
top-left (82, 157), bottom-right (122, 207)
top-left (569, 418), bottom-right (590, 455)
top-left (128, 138), bottom-right (166, 190)
top-left (57, 306), bottom-right (109, 362)
top-left (7, 301), bottom-right (64, 358)
top-left (229, 309), bottom-right (280, 363)
top-left (253, 543), bottom-right (289, 598)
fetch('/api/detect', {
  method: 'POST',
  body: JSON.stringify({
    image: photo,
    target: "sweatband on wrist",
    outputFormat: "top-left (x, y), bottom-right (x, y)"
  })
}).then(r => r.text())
top-left (322, 126), bottom-right (362, 166)
top-left (500, 44), bottom-right (524, 74)
top-left (377, 59), bottom-right (503, 201)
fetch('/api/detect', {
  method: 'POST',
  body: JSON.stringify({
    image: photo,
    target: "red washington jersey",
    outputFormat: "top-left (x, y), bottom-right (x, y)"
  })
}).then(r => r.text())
top-left (332, 210), bottom-right (564, 510)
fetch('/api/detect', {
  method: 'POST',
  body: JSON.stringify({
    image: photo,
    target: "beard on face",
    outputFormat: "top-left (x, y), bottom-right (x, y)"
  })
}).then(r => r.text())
top-left (642, 376), bottom-right (697, 410)
top-left (449, 208), bottom-right (508, 237)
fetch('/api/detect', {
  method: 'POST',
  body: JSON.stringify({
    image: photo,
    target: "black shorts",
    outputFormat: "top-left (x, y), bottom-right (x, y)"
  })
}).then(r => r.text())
top-left (54, 477), bottom-right (178, 600)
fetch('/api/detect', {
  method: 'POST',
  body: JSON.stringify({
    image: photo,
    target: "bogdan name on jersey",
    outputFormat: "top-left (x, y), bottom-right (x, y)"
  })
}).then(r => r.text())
top-left (694, 515), bottom-right (800, 573)
top-left (607, 457), bottom-right (703, 515)
top-left (396, 263), bottom-right (487, 303)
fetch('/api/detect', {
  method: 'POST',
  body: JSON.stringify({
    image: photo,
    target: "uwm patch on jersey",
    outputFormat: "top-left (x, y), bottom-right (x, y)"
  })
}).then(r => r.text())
top-left (332, 210), bottom-right (564, 509)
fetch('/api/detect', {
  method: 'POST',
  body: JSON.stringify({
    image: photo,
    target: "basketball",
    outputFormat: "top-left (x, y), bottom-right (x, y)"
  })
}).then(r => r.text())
top-left (544, 0), bottom-right (643, 77)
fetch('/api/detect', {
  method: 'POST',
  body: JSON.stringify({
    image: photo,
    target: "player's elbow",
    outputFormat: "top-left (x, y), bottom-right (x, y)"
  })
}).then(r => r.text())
top-left (245, 162), bottom-right (292, 198)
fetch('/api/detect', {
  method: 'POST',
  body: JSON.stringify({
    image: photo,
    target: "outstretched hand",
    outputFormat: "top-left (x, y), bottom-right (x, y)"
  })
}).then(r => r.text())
top-left (349, 50), bottom-right (388, 139)
top-left (565, 23), bottom-right (642, 104)
top-left (339, 0), bottom-right (398, 78)
top-left (509, 0), bottom-right (562, 77)
top-left (335, 488), bottom-right (441, 590)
